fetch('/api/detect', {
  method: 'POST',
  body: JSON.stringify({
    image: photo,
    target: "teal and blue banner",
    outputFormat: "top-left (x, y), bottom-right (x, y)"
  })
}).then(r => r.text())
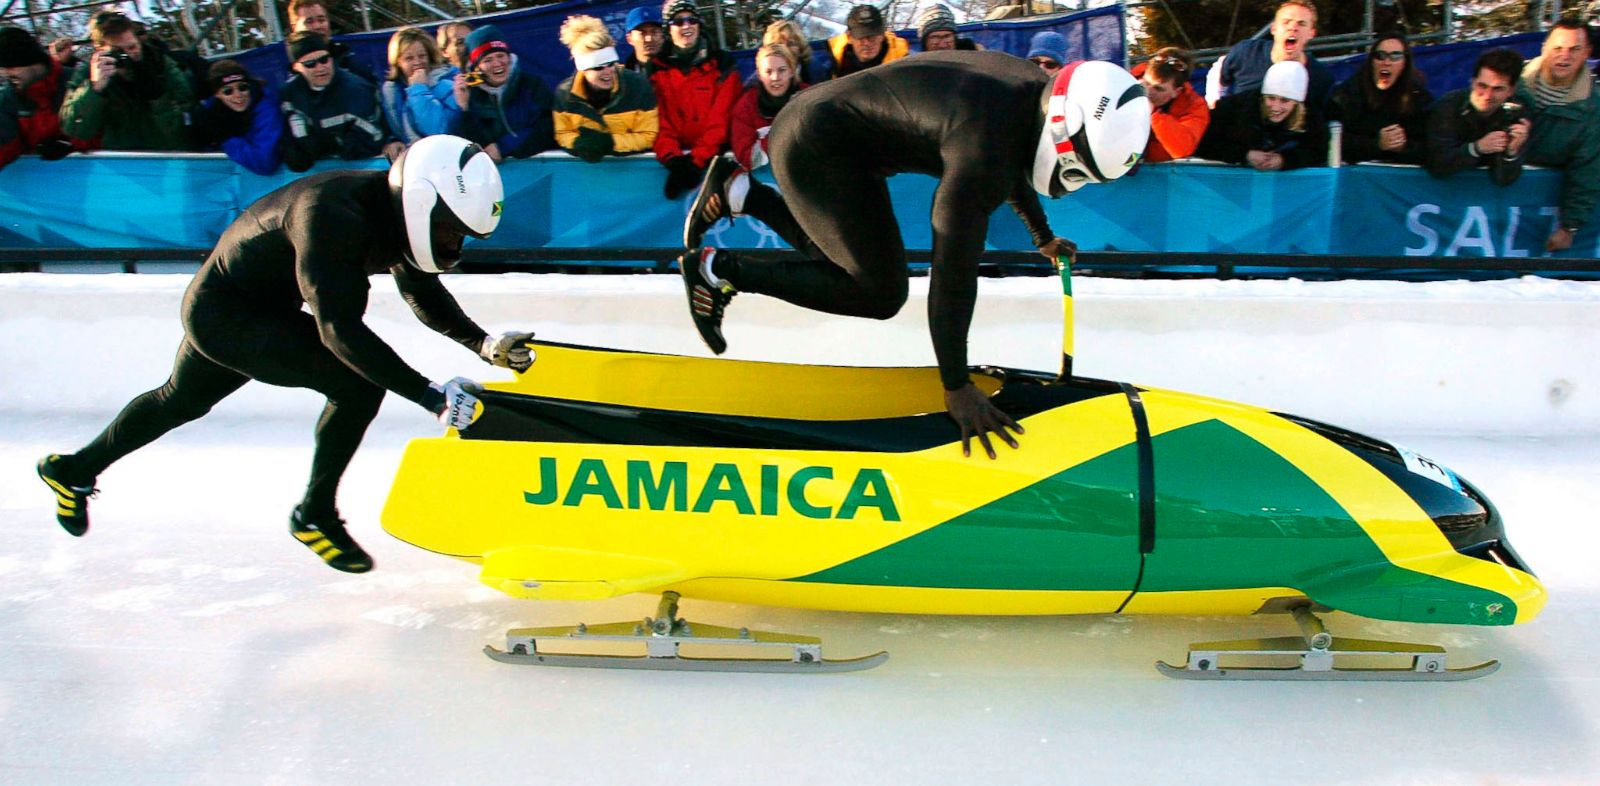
top-left (0, 153), bottom-right (1590, 260)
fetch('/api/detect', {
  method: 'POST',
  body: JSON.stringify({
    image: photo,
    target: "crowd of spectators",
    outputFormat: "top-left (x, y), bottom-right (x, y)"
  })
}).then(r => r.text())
top-left (0, 1), bottom-right (1596, 246)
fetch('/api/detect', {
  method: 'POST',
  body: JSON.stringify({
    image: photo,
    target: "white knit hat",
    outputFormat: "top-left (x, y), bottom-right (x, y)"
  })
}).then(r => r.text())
top-left (1261, 60), bottom-right (1308, 102)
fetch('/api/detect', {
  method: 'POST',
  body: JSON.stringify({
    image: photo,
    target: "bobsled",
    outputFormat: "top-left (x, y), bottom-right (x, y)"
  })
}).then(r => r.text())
top-left (382, 265), bottom-right (1545, 680)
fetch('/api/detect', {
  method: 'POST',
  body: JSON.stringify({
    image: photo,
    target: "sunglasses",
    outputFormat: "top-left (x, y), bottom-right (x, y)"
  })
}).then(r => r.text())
top-left (1149, 54), bottom-right (1190, 71)
top-left (1030, 58), bottom-right (1061, 70)
top-left (668, 16), bottom-right (701, 27)
top-left (217, 83), bottom-right (251, 97)
top-left (585, 60), bottom-right (618, 72)
top-left (1372, 50), bottom-right (1406, 62)
top-left (296, 53), bottom-right (332, 69)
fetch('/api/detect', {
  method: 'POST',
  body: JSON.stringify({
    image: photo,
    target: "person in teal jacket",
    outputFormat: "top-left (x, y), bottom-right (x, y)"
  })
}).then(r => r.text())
top-left (1516, 17), bottom-right (1600, 253)
top-left (59, 10), bottom-right (194, 151)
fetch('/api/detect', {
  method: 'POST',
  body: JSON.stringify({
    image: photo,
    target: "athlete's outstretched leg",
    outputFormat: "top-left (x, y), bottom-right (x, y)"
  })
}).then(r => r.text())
top-left (196, 311), bottom-right (385, 573)
top-left (40, 338), bottom-right (248, 536)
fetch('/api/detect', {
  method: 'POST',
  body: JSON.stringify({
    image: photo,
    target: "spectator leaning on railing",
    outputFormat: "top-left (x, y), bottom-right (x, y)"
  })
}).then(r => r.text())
top-left (1326, 31), bottom-right (1432, 165)
top-left (1208, 0), bottom-right (1332, 110)
top-left (1516, 16), bottom-right (1600, 253)
top-left (0, 26), bottom-right (87, 167)
top-left (828, 4), bottom-right (909, 79)
top-left (279, 31), bottom-right (394, 172)
top-left (190, 60), bottom-right (282, 175)
top-left (450, 24), bottom-right (557, 163)
top-left (1423, 47), bottom-right (1527, 187)
top-left (380, 27), bottom-right (462, 145)
top-left (650, 0), bottom-right (740, 199)
top-left (1196, 59), bottom-right (1328, 171)
top-left (60, 11), bottom-right (195, 151)
top-left (730, 42), bottom-right (806, 173)
top-left (1132, 47), bottom-right (1209, 162)
top-left (553, 14), bottom-right (658, 163)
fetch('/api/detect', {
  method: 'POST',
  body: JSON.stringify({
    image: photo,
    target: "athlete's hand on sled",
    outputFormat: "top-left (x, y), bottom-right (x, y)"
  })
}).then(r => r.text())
top-left (1038, 237), bottom-right (1077, 267)
top-left (428, 377), bottom-right (484, 431)
top-left (945, 383), bottom-right (1023, 459)
top-left (480, 331), bottom-right (536, 372)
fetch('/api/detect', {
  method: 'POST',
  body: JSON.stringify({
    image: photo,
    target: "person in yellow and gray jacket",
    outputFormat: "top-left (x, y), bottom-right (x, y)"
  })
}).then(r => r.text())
top-left (552, 14), bottom-right (658, 163)
top-left (827, 4), bottom-right (909, 79)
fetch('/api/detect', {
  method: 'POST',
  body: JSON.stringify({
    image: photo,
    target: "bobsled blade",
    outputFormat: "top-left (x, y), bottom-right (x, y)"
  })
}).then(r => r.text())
top-left (484, 615), bottom-right (888, 674)
top-left (1156, 633), bottom-right (1501, 681)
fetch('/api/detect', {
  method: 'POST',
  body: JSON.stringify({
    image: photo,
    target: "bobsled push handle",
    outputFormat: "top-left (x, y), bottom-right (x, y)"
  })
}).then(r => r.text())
top-left (1057, 255), bottom-right (1074, 382)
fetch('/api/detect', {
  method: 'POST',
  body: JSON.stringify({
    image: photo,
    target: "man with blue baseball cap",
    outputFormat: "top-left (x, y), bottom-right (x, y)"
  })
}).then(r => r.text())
top-left (622, 5), bottom-right (664, 73)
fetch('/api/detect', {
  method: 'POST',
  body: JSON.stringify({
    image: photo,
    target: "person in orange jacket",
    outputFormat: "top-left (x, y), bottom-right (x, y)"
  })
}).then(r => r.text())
top-left (1132, 47), bottom-right (1209, 162)
top-left (827, 5), bottom-right (909, 79)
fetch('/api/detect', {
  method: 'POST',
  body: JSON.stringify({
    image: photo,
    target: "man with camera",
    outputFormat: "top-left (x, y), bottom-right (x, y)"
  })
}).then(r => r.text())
top-left (1424, 47), bottom-right (1529, 187)
top-left (59, 11), bottom-right (194, 151)
top-left (1516, 16), bottom-right (1600, 253)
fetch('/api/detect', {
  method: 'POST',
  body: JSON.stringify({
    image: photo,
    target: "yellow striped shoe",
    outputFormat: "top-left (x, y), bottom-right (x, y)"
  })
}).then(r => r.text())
top-left (37, 454), bottom-right (95, 537)
top-left (289, 507), bottom-right (373, 574)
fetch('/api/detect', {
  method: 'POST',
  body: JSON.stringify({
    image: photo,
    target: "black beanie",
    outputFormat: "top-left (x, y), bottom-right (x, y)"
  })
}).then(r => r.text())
top-left (285, 31), bottom-right (330, 64)
top-left (0, 26), bottom-right (49, 69)
top-left (207, 59), bottom-right (251, 94)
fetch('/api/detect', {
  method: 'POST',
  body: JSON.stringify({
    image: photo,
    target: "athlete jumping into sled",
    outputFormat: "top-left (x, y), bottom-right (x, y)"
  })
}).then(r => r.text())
top-left (37, 135), bottom-right (533, 573)
top-left (679, 53), bottom-right (1150, 458)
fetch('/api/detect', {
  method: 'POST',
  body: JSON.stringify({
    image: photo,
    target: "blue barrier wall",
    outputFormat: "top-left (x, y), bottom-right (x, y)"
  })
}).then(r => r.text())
top-left (0, 153), bottom-right (1592, 260)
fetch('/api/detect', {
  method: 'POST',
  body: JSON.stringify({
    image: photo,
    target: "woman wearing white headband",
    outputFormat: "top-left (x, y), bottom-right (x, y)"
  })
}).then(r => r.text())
top-left (552, 14), bottom-right (659, 163)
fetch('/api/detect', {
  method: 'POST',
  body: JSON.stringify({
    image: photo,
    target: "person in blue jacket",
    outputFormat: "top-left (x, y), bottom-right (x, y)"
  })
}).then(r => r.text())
top-left (190, 59), bottom-right (282, 175)
top-left (379, 26), bottom-right (461, 144)
top-left (449, 24), bottom-right (555, 161)
top-left (279, 31), bottom-right (397, 172)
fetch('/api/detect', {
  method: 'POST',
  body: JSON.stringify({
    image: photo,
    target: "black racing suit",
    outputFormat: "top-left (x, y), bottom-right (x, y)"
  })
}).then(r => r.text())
top-left (722, 51), bottom-right (1056, 392)
top-left (67, 170), bottom-right (488, 516)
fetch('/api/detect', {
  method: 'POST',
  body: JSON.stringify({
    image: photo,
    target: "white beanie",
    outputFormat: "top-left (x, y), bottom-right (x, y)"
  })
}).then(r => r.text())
top-left (1261, 60), bottom-right (1308, 102)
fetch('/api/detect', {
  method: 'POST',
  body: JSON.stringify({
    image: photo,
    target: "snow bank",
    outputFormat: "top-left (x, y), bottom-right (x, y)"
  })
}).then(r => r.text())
top-left (2, 272), bottom-right (1596, 436)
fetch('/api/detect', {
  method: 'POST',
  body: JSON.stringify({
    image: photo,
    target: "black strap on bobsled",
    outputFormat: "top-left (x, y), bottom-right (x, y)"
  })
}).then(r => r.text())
top-left (1114, 382), bottom-right (1156, 614)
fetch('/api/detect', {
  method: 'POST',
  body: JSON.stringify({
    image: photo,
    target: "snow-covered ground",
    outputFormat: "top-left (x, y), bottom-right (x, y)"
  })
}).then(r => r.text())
top-left (1, 273), bottom-right (1597, 785)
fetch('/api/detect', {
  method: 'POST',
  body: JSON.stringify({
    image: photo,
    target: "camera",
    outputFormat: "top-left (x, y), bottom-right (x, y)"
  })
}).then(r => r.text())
top-left (463, 70), bottom-right (485, 87)
top-left (104, 48), bottom-right (133, 69)
top-left (1498, 101), bottom-right (1524, 130)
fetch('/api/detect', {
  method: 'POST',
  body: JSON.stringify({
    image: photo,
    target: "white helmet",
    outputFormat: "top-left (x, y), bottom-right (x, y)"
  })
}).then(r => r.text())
top-left (388, 135), bottom-right (504, 273)
top-left (1032, 60), bottom-right (1151, 197)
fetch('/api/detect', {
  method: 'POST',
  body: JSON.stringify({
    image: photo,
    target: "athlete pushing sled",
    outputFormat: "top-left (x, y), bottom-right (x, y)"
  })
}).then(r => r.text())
top-left (679, 53), bottom-right (1150, 458)
top-left (37, 135), bottom-right (533, 573)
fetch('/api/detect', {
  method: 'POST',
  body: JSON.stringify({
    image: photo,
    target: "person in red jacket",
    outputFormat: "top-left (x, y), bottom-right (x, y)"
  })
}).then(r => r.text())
top-left (1132, 48), bottom-right (1209, 162)
top-left (651, 0), bottom-right (741, 199)
top-left (0, 26), bottom-right (85, 167)
top-left (729, 42), bottom-right (805, 172)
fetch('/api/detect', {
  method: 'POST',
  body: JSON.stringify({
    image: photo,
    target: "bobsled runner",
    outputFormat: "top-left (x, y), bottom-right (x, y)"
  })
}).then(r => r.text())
top-left (382, 263), bottom-right (1545, 680)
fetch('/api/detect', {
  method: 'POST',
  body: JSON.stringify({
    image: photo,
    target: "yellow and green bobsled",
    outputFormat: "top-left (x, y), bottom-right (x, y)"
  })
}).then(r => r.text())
top-left (382, 270), bottom-right (1545, 629)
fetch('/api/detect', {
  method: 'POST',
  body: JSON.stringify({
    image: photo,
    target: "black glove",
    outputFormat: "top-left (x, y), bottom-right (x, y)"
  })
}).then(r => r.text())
top-left (36, 137), bottom-right (75, 161)
top-left (570, 126), bottom-right (614, 163)
top-left (663, 155), bottom-right (703, 199)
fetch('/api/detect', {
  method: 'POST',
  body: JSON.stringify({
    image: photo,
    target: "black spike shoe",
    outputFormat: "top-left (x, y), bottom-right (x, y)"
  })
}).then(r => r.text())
top-left (679, 247), bottom-right (736, 355)
top-left (37, 454), bottom-right (96, 537)
top-left (683, 153), bottom-right (738, 250)
top-left (290, 506), bottom-right (373, 574)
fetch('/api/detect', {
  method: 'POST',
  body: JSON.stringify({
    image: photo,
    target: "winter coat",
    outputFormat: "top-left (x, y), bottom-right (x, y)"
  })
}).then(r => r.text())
top-left (1423, 87), bottom-right (1523, 187)
top-left (1516, 57), bottom-right (1600, 232)
top-left (60, 47), bottom-right (196, 151)
top-left (1195, 89), bottom-right (1329, 170)
top-left (552, 68), bottom-right (658, 156)
top-left (1131, 61), bottom-right (1210, 162)
top-left (380, 64), bottom-right (462, 144)
top-left (1214, 38), bottom-right (1333, 111)
top-left (826, 31), bottom-right (910, 79)
top-left (451, 63), bottom-right (557, 159)
top-left (649, 46), bottom-right (740, 167)
top-left (729, 81), bottom-right (805, 170)
top-left (0, 60), bottom-right (89, 167)
top-left (194, 80), bottom-right (284, 176)
top-left (279, 67), bottom-right (389, 172)
top-left (1325, 74), bottom-right (1432, 165)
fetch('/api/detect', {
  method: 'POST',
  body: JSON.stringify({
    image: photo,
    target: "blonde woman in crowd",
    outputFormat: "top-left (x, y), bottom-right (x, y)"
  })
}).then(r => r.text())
top-left (762, 19), bottom-right (827, 85)
top-left (379, 26), bottom-right (461, 144)
top-left (552, 14), bottom-right (659, 162)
